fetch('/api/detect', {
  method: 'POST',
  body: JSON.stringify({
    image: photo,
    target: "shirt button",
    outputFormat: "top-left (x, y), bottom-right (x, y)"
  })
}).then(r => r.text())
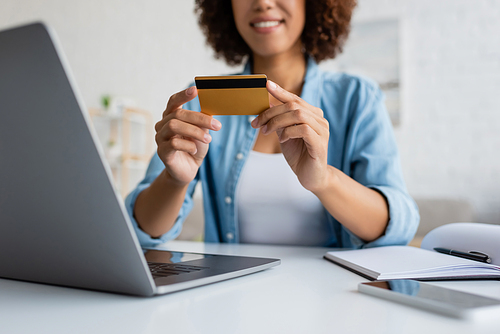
top-left (226, 232), bottom-right (234, 240)
top-left (248, 116), bottom-right (256, 123)
top-left (236, 153), bottom-right (244, 160)
top-left (225, 196), bottom-right (232, 204)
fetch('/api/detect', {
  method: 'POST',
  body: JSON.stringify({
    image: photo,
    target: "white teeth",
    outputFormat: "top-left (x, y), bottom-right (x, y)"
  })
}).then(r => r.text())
top-left (253, 21), bottom-right (280, 28)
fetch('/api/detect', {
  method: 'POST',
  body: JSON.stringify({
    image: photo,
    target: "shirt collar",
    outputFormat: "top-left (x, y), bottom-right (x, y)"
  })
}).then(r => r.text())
top-left (242, 55), bottom-right (322, 107)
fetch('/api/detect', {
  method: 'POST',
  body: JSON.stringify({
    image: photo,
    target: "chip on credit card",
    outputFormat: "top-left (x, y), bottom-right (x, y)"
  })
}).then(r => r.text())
top-left (195, 74), bottom-right (270, 116)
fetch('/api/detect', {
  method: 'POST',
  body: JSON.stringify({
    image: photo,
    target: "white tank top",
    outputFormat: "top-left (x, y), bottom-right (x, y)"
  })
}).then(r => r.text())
top-left (236, 150), bottom-right (330, 246)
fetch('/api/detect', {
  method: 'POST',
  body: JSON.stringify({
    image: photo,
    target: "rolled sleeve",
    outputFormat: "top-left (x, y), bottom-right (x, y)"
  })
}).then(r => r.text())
top-left (124, 183), bottom-right (182, 247)
top-left (124, 153), bottom-right (197, 248)
top-left (340, 83), bottom-right (419, 248)
top-left (367, 185), bottom-right (419, 246)
top-left (344, 186), bottom-right (420, 248)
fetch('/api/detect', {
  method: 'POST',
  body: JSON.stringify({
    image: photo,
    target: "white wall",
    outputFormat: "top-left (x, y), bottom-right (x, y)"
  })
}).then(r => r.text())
top-left (0, 0), bottom-right (239, 117)
top-left (351, 0), bottom-right (500, 224)
top-left (2, 0), bottom-right (500, 224)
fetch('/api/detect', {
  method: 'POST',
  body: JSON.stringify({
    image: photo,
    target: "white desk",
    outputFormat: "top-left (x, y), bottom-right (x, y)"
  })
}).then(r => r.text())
top-left (1, 241), bottom-right (499, 334)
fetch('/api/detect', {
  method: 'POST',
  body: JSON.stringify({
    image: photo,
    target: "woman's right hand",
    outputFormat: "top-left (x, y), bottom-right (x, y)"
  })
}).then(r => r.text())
top-left (155, 86), bottom-right (221, 186)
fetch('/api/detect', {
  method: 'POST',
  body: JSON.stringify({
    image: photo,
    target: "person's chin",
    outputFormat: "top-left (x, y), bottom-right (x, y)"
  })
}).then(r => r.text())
top-left (248, 42), bottom-right (290, 58)
top-left (251, 49), bottom-right (282, 59)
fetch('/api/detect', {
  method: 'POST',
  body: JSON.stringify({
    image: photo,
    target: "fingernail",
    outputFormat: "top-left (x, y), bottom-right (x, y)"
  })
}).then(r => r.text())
top-left (187, 86), bottom-right (195, 95)
top-left (251, 117), bottom-right (259, 128)
top-left (204, 133), bottom-right (212, 143)
top-left (268, 80), bottom-right (277, 89)
top-left (211, 118), bottom-right (221, 130)
top-left (261, 124), bottom-right (267, 134)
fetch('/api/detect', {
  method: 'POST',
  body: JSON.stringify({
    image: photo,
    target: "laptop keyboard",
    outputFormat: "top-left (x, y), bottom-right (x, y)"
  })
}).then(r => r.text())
top-left (148, 262), bottom-right (208, 279)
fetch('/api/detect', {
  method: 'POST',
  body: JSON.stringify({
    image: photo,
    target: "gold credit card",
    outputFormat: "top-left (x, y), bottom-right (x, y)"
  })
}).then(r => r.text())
top-left (195, 74), bottom-right (269, 115)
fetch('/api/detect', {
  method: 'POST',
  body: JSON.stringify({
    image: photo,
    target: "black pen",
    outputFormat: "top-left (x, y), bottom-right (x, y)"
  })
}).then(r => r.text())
top-left (434, 247), bottom-right (492, 264)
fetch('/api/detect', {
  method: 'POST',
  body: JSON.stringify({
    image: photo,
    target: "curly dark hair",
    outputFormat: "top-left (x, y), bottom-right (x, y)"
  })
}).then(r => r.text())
top-left (194, 0), bottom-right (357, 66)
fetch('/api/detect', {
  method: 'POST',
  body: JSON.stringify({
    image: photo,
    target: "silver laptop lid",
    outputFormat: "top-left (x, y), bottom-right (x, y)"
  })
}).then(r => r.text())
top-left (0, 22), bottom-right (156, 296)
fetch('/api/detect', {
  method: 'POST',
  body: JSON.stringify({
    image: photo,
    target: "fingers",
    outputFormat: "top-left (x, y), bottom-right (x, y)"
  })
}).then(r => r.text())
top-left (155, 86), bottom-right (222, 161)
top-left (277, 125), bottom-right (324, 159)
top-left (253, 104), bottom-right (327, 137)
top-left (157, 108), bottom-right (221, 132)
top-left (251, 80), bottom-right (326, 138)
top-left (266, 80), bottom-right (322, 116)
top-left (160, 135), bottom-right (199, 156)
top-left (163, 86), bottom-right (198, 117)
top-left (253, 80), bottom-right (323, 129)
top-left (252, 102), bottom-right (306, 128)
top-left (266, 80), bottom-right (298, 104)
top-left (156, 119), bottom-right (212, 145)
top-left (278, 123), bottom-right (316, 144)
top-left (156, 110), bottom-right (221, 146)
top-left (266, 112), bottom-right (324, 139)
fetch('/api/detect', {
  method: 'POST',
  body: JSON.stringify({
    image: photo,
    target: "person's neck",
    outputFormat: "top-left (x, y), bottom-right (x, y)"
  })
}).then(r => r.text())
top-left (252, 46), bottom-right (306, 97)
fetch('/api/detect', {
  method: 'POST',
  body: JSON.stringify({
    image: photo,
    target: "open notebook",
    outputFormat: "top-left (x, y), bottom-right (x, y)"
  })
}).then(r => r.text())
top-left (325, 246), bottom-right (500, 281)
top-left (325, 223), bottom-right (500, 281)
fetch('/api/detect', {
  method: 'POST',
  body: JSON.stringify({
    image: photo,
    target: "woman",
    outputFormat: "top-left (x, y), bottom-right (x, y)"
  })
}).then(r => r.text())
top-left (125, 0), bottom-right (419, 248)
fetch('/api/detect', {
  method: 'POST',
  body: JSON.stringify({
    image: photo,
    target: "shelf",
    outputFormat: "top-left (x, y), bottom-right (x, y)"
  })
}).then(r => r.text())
top-left (89, 107), bottom-right (154, 198)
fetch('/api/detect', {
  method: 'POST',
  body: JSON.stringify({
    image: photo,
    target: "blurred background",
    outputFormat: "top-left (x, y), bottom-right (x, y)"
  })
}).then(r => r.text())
top-left (2, 0), bottom-right (499, 243)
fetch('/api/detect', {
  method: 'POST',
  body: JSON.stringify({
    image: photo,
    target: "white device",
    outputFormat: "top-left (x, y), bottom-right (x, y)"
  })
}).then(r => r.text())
top-left (359, 280), bottom-right (500, 319)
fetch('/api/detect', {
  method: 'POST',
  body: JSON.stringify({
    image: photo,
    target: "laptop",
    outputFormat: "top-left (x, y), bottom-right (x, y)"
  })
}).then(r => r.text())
top-left (0, 22), bottom-right (280, 297)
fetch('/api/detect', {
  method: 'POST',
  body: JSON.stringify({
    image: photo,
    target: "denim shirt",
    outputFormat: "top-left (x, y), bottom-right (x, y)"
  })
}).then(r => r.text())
top-left (125, 58), bottom-right (419, 248)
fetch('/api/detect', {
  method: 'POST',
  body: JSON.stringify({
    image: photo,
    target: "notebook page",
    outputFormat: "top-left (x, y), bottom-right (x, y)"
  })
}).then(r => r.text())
top-left (326, 246), bottom-right (492, 276)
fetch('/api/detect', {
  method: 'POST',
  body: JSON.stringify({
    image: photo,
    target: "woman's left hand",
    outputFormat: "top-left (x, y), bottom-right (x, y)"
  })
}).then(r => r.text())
top-left (251, 80), bottom-right (330, 193)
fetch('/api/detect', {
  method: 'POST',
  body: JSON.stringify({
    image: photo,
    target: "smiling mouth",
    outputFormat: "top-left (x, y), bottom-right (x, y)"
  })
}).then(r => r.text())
top-left (250, 20), bottom-right (284, 28)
